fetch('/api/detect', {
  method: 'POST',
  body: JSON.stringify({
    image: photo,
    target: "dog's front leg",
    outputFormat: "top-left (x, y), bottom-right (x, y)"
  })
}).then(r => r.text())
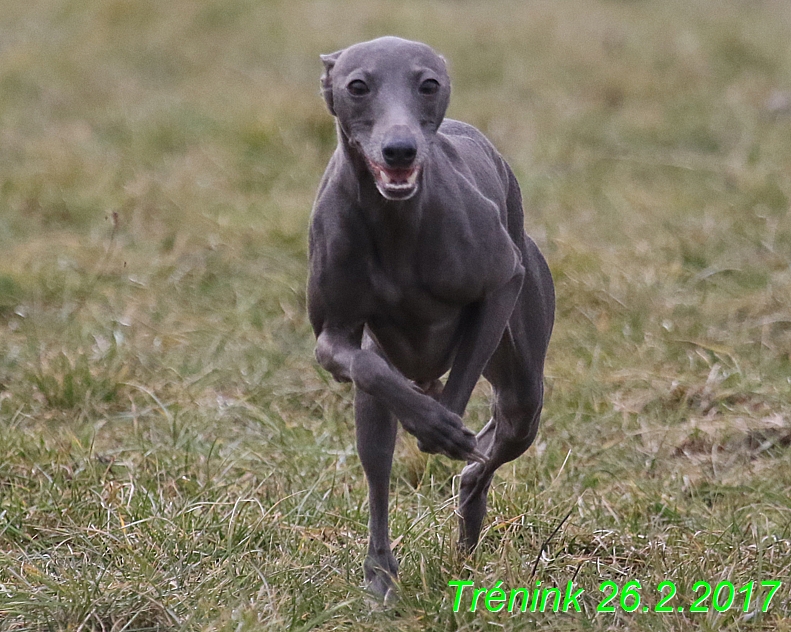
top-left (435, 270), bottom-right (525, 550)
top-left (440, 269), bottom-right (524, 417)
top-left (315, 328), bottom-right (484, 462)
top-left (355, 387), bottom-right (399, 600)
top-left (315, 327), bottom-right (482, 599)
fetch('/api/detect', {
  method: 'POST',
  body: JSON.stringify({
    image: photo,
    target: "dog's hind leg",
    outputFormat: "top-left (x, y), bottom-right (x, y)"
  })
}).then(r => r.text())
top-left (355, 380), bottom-right (399, 599)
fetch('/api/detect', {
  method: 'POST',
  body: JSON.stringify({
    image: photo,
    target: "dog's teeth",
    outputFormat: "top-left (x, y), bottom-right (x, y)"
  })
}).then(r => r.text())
top-left (371, 163), bottom-right (420, 196)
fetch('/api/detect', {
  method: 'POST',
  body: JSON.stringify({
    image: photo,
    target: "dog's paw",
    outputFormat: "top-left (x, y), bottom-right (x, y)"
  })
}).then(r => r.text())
top-left (413, 405), bottom-right (483, 462)
top-left (364, 551), bottom-right (399, 604)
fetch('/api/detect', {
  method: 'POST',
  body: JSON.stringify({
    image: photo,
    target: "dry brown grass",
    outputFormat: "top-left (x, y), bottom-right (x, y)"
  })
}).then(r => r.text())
top-left (1, 0), bottom-right (790, 630)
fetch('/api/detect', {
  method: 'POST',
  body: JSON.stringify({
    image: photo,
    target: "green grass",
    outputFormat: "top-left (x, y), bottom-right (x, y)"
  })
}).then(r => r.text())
top-left (1, 0), bottom-right (790, 630)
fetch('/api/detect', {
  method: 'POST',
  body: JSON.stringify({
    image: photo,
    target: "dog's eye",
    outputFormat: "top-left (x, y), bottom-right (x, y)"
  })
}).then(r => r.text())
top-left (419, 79), bottom-right (440, 95)
top-left (347, 80), bottom-right (370, 96)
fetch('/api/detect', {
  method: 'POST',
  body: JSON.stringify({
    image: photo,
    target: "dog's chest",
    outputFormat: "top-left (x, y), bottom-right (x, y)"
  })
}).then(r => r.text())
top-left (366, 280), bottom-right (466, 380)
top-left (368, 247), bottom-right (483, 312)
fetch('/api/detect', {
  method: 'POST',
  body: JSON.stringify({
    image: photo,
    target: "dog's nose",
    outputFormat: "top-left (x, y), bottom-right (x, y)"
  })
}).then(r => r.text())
top-left (382, 139), bottom-right (417, 168)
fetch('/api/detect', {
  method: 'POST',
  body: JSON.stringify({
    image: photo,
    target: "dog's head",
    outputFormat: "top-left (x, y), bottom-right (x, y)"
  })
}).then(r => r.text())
top-left (320, 37), bottom-right (451, 201)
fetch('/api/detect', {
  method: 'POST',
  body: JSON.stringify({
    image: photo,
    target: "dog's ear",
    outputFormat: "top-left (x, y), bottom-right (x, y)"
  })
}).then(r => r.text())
top-left (320, 50), bottom-right (343, 116)
top-left (436, 54), bottom-right (452, 124)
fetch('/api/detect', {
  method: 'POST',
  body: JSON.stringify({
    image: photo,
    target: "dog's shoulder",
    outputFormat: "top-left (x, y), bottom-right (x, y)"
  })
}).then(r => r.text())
top-left (440, 117), bottom-right (507, 163)
top-left (436, 119), bottom-right (511, 206)
top-left (308, 191), bottom-right (374, 329)
top-left (437, 119), bottom-right (497, 151)
top-left (309, 195), bottom-right (367, 266)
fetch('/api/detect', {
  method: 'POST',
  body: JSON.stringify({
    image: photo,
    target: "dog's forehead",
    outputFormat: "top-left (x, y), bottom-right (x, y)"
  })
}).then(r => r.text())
top-left (334, 37), bottom-right (446, 78)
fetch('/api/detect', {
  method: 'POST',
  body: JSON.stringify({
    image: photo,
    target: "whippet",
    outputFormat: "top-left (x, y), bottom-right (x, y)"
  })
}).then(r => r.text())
top-left (307, 36), bottom-right (555, 599)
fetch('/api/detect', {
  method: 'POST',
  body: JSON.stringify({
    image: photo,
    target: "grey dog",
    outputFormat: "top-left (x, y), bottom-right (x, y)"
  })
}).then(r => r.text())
top-left (307, 36), bottom-right (555, 598)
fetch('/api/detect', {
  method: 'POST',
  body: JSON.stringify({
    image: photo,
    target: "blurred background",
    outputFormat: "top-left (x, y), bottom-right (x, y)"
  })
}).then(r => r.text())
top-left (1, 1), bottom-right (790, 630)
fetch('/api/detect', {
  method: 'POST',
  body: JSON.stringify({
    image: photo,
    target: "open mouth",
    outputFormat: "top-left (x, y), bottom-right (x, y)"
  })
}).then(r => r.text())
top-left (367, 161), bottom-right (421, 200)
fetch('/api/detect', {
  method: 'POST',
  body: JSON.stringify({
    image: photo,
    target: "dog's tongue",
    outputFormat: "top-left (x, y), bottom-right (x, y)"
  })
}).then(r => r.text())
top-left (382, 168), bottom-right (410, 184)
top-left (381, 166), bottom-right (418, 186)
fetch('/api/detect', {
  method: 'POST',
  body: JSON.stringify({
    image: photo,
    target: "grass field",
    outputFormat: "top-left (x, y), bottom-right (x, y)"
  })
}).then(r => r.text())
top-left (1, 0), bottom-right (790, 629)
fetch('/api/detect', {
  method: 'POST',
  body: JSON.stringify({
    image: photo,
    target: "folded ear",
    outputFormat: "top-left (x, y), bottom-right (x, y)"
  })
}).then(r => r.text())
top-left (320, 50), bottom-right (343, 116)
